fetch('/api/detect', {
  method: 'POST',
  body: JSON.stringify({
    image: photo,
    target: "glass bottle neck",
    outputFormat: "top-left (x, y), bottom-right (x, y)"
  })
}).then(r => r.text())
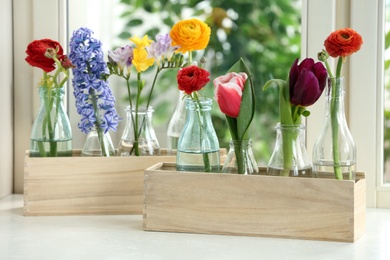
top-left (325, 77), bottom-right (347, 120)
top-left (39, 86), bottom-right (65, 99)
top-left (230, 139), bottom-right (252, 149)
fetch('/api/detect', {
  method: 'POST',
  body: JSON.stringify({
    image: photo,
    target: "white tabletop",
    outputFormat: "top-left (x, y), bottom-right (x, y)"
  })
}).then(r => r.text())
top-left (1, 194), bottom-right (390, 260)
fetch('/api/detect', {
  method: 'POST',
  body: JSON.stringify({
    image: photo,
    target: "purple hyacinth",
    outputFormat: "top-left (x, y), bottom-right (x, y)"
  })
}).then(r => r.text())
top-left (69, 27), bottom-right (120, 134)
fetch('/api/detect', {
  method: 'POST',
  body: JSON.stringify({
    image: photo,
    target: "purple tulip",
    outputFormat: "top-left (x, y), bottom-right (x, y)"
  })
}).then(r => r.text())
top-left (288, 58), bottom-right (327, 107)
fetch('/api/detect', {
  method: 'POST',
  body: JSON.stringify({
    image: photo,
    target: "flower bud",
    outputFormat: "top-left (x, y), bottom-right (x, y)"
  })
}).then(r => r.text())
top-left (317, 50), bottom-right (329, 62)
top-left (44, 48), bottom-right (57, 59)
top-left (59, 55), bottom-right (75, 69)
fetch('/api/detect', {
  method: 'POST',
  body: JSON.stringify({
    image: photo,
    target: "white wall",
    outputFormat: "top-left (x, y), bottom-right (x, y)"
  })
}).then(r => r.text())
top-left (0, 0), bottom-right (13, 198)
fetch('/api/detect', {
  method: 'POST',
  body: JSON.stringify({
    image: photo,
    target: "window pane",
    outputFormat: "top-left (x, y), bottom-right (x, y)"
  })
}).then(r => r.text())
top-left (68, 0), bottom-right (302, 164)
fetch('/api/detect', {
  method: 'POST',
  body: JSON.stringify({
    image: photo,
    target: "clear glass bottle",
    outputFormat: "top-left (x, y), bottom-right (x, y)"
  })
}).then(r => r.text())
top-left (176, 97), bottom-right (220, 172)
top-left (167, 91), bottom-right (187, 155)
top-left (81, 127), bottom-right (115, 157)
top-left (30, 86), bottom-right (72, 157)
top-left (222, 139), bottom-right (258, 175)
top-left (312, 77), bottom-right (356, 180)
top-left (117, 106), bottom-right (160, 156)
top-left (267, 123), bottom-right (312, 177)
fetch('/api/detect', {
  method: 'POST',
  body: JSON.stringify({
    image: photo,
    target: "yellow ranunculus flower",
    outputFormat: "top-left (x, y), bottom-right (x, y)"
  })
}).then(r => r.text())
top-left (132, 48), bottom-right (155, 73)
top-left (129, 35), bottom-right (153, 49)
top-left (170, 18), bottom-right (211, 54)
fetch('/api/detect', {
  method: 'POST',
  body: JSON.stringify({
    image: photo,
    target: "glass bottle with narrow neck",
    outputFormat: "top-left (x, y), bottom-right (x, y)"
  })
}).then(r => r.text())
top-left (312, 77), bottom-right (356, 180)
top-left (167, 91), bottom-right (187, 155)
top-left (176, 97), bottom-right (220, 172)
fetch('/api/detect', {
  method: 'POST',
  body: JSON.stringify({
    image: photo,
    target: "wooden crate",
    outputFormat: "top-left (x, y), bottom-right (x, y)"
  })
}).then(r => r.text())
top-left (143, 163), bottom-right (366, 242)
top-left (24, 150), bottom-right (176, 216)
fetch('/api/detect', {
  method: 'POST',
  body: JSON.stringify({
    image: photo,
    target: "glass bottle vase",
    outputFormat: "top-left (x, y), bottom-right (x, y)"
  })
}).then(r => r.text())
top-left (81, 127), bottom-right (115, 157)
top-left (167, 91), bottom-right (187, 155)
top-left (117, 106), bottom-right (160, 156)
top-left (30, 86), bottom-right (72, 157)
top-left (176, 97), bottom-right (220, 172)
top-left (222, 139), bottom-right (258, 175)
top-left (312, 77), bottom-right (356, 180)
top-left (267, 123), bottom-right (312, 177)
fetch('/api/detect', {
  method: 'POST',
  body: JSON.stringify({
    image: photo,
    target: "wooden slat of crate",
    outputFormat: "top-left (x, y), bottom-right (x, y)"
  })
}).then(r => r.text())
top-left (143, 163), bottom-right (366, 242)
top-left (24, 150), bottom-right (176, 216)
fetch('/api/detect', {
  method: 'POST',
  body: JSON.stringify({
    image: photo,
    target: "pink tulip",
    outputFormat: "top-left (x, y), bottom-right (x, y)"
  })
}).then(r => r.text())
top-left (213, 72), bottom-right (248, 118)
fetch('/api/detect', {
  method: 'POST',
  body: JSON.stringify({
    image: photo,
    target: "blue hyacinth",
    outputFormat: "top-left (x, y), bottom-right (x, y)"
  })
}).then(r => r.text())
top-left (69, 27), bottom-right (119, 135)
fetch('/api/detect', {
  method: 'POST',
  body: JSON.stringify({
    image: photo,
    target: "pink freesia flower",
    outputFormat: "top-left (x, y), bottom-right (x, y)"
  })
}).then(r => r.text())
top-left (213, 72), bottom-right (248, 118)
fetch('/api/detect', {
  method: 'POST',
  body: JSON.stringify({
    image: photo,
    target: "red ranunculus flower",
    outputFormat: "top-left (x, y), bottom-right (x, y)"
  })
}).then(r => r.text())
top-left (25, 39), bottom-right (64, 72)
top-left (177, 65), bottom-right (210, 95)
top-left (324, 28), bottom-right (363, 58)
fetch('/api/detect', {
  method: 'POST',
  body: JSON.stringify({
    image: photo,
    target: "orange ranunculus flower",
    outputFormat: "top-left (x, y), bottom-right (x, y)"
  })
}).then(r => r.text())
top-left (324, 28), bottom-right (363, 58)
top-left (170, 18), bottom-right (211, 54)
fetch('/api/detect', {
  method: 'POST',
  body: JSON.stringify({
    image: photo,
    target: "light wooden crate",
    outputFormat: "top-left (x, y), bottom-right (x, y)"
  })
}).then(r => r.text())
top-left (143, 163), bottom-right (366, 242)
top-left (24, 150), bottom-right (176, 216)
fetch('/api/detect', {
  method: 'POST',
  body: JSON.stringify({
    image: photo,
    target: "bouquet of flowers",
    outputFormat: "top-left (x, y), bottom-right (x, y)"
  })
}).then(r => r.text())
top-left (171, 18), bottom-right (222, 172)
top-left (105, 33), bottom-right (184, 156)
top-left (25, 38), bottom-right (74, 157)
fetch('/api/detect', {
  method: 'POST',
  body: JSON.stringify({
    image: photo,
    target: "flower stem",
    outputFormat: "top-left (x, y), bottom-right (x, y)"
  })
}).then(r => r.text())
top-left (90, 88), bottom-right (109, 156)
top-left (192, 92), bottom-right (211, 172)
top-left (330, 57), bottom-right (344, 179)
top-left (44, 84), bottom-right (57, 156)
top-left (281, 126), bottom-right (297, 176)
top-left (233, 140), bottom-right (246, 174)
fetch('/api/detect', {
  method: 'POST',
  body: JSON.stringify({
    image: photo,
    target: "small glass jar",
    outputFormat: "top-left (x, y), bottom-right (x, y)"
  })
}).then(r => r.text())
top-left (176, 97), bottom-right (220, 172)
top-left (30, 86), bottom-right (72, 157)
top-left (117, 106), bottom-right (160, 156)
top-left (222, 139), bottom-right (258, 175)
top-left (267, 123), bottom-right (312, 177)
top-left (81, 127), bottom-right (115, 157)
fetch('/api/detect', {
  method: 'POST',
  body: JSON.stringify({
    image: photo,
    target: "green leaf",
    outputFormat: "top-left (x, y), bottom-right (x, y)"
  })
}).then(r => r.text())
top-left (118, 32), bottom-right (132, 39)
top-left (225, 116), bottom-right (238, 140)
top-left (386, 31), bottom-right (390, 50)
top-left (227, 58), bottom-right (256, 140)
top-left (126, 19), bottom-right (143, 27)
top-left (263, 78), bottom-right (293, 125)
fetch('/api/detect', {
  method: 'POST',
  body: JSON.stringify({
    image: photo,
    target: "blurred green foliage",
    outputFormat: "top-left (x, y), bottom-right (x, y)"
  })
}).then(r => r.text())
top-left (117, 0), bottom-right (301, 164)
top-left (384, 28), bottom-right (390, 173)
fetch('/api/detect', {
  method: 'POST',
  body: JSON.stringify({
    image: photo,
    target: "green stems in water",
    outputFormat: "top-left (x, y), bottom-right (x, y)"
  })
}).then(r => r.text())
top-left (324, 57), bottom-right (344, 179)
top-left (192, 92), bottom-right (211, 172)
top-left (90, 88), bottom-right (109, 157)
